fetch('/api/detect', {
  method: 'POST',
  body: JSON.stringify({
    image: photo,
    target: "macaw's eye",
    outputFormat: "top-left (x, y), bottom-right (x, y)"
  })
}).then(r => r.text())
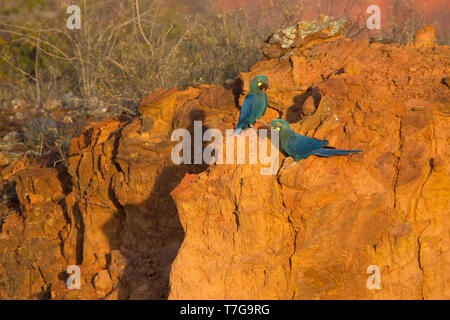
top-left (276, 123), bottom-right (281, 127)
top-left (258, 78), bottom-right (261, 81)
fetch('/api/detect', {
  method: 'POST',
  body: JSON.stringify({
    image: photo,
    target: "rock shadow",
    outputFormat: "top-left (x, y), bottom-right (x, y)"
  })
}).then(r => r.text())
top-left (101, 110), bottom-right (210, 300)
top-left (285, 87), bottom-right (321, 123)
top-left (228, 78), bottom-right (244, 110)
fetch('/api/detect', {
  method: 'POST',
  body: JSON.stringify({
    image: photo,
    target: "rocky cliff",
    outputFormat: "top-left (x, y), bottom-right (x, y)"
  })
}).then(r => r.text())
top-left (0, 21), bottom-right (449, 299)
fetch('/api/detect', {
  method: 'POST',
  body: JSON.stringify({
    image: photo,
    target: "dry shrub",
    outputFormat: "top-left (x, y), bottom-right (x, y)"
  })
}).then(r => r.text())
top-left (0, 0), bottom-right (265, 163)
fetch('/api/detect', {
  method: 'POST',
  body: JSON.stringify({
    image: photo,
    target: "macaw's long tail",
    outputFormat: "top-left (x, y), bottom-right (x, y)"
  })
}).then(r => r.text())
top-left (312, 148), bottom-right (362, 157)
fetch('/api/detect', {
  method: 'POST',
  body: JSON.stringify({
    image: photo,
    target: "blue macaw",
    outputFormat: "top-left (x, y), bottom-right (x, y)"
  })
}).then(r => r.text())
top-left (271, 119), bottom-right (362, 162)
top-left (233, 75), bottom-right (269, 135)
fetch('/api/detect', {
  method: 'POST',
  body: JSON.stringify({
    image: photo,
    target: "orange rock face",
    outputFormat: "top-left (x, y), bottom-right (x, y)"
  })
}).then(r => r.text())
top-left (169, 38), bottom-right (450, 299)
top-left (0, 27), bottom-right (449, 299)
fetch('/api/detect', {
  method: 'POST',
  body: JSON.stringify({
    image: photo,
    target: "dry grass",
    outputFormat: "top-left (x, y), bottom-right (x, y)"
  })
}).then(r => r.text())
top-left (0, 0), bottom-right (266, 163)
top-left (1, 0), bottom-right (264, 116)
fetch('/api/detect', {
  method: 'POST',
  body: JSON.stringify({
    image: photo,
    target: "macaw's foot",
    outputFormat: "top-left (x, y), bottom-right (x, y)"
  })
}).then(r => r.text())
top-left (253, 121), bottom-right (263, 129)
top-left (254, 120), bottom-right (269, 130)
top-left (285, 161), bottom-right (299, 170)
top-left (282, 157), bottom-right (299, 170)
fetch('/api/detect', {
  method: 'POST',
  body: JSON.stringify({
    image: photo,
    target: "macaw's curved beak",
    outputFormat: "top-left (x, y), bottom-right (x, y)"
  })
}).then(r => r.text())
top-left (258, 82), bottom-right (269, 90)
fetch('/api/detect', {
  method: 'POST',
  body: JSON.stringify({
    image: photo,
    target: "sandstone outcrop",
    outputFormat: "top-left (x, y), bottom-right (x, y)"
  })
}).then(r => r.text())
top-left (169, 35), bottom-right (449, 299)
top-left (0, 21), bottom-right (449, 299)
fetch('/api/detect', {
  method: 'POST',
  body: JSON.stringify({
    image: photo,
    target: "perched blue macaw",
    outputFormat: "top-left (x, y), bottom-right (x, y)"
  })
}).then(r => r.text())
top-left (233, 75), bottom-right (269, 135)
top-left (271, 119), bottom-right (362, 162)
